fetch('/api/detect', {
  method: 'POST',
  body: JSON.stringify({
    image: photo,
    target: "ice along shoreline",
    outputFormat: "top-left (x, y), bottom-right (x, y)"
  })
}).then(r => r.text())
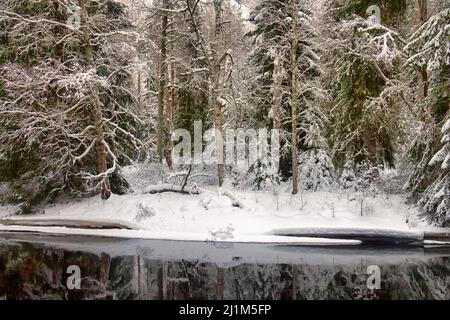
top-left (0, 217), bottom-right (449, 246)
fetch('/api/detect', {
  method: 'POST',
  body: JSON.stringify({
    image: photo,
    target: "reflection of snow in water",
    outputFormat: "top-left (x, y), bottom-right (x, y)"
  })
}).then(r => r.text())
top-left (0, 237), bottom-right (449, 300)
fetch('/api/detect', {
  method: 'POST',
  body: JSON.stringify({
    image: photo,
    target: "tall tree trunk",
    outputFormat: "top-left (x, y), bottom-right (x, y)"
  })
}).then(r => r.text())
top-left (290, 0), bottom-right (298, 195)
top-left (214, 97), bottom-right (224, 186)
top-left (212, 0), bottom-right (224, 187)
top-left (418, 0), bottom-right (429, 101)
top-left (166, 63), bottom-right (174, 169)
top-left (93, 99), bottom-right (111, 200)
top-left (272, 55), bottom-right (282, 171)
top-left (137, 70), bottom-right (142, 112)
top-left (79, 0), bottom-right (110, 200)
top-left (418, 0), bottom-right (428, 23)
top-left (157, 0), bottom-right (168, 163)
top-left (185, 0), bottom-right (225, 186)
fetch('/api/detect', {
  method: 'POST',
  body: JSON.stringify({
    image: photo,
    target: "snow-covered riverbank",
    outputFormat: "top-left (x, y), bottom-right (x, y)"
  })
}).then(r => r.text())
top-left (0, 180), bottom-right (446, 244)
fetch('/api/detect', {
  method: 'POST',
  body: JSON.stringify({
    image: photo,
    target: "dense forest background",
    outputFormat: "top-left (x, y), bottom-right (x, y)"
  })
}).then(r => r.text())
top-left (0, 0), bottom-right (448, 226)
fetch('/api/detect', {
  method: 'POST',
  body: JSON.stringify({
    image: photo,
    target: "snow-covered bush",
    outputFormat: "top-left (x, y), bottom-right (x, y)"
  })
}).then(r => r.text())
top-left (355, 161), bottom-right (379, 191)
top-left (122, 163), bottom-right (217, 194)
top-left (234, 158), bottom-right (280, 191)
top-left (299, 149), bottom-right (335, 191)
top-left (339, 158), bottom-right (356, 190)
top-left (179, 164), bottom-right (217, 187)
top-left (339, 159), bottom-right (379, 193)
top-left (134, 203), bottom-right (156, 223)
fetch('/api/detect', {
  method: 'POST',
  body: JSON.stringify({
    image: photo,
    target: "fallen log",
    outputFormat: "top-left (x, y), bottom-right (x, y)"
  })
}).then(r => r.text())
top-left (271, 227), bottom-right (424, 245)
top-left (423, 231), bottom-right (450, 242)
top-left (143, 184), bottom-right (201, 195)
top-left (0, 218), bottom-right (134, 230)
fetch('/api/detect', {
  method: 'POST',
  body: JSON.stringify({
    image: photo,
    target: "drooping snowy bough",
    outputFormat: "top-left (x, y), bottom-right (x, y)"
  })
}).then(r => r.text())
top-left (0, 0), bottom-right (148, 208)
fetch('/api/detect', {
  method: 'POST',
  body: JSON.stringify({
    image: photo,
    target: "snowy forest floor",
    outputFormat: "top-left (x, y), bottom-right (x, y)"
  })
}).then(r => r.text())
top-left (0, 165), bottom-right (447, 244)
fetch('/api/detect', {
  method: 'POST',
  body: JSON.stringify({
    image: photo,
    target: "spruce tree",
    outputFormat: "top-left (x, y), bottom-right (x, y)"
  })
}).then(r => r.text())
top-left (325, 0), bottom-right (407, 171)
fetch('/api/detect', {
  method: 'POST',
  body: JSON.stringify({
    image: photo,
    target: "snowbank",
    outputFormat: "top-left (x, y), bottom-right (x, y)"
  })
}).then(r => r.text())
top-left (0, 178), bottom-right (442, 244)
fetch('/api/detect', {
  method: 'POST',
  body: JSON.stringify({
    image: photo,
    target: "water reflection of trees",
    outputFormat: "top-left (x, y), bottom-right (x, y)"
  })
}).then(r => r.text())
top-left (0, 243), bottom-right (448, 300)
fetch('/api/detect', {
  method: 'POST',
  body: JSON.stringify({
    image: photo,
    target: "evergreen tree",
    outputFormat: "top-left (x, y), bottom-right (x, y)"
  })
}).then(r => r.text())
top-left (325, 0), bottom-right (407, 170)
top-left (403, 7), bottom-right (450, 191)
top-left (419, 118), bottom-right (450, 226)
top-left (247, 0), bottom-right (326, 180)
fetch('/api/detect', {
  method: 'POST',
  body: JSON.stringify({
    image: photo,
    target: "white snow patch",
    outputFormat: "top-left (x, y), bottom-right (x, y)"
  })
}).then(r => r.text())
top-left (0, 175), bottom-right (441, 243)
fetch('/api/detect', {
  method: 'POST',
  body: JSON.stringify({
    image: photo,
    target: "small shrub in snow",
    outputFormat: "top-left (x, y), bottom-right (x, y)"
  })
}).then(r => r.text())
top-left (339, 159), bottom-right (379, 193)
top-left (234, 158), bottom-right (280, 191)
top-left (208, 225), bottom-right (235, 245)
top-left (355, 161), bottom-right (379, 192)
top-left (299, 149), bottom-right (335, 191)
top-left (117, 164), bottom-right (166, 193)
top-left (134, 203), bottom-right (156, 222)
top-left (339, 158), bottom-right (356, 190)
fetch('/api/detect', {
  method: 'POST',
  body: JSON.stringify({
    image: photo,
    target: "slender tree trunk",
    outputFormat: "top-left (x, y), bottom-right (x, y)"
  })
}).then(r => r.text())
top-left (418, 0), bottom-right (429, 101)
top-left (212, 0), bottom-right (224, 187)
top-left (137, 70), bottom-right (142, 112)
top-left (166, 63), bottom-right (174, 169)
top-left (79, 0), bottom-right (110, 200)
top-left (272, 55), bottom-right (282, 171)
top-left (185, 0), bottom-right (225, 186)
top-left (93, 99), bottom-right (111, 200)
top-left (418, 0), bottom-right (428, 23)
top-left (214, 93), bottom-right (224, 187)
top-left (157, 0), bottom-right (168, 163)
top-left (420, 68), bottom-right (428, 99)
top-left (290, 0), bottom-right (298, 195)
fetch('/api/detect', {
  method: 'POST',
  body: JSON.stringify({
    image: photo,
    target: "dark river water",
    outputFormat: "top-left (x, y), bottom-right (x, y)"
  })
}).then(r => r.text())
top-left (0, 233), bottom-right (449, 300)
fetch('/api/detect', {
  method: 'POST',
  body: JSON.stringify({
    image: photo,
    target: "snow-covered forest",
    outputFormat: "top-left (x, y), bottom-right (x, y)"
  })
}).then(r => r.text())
top-left (0, 0), bottom-right (448, 231)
